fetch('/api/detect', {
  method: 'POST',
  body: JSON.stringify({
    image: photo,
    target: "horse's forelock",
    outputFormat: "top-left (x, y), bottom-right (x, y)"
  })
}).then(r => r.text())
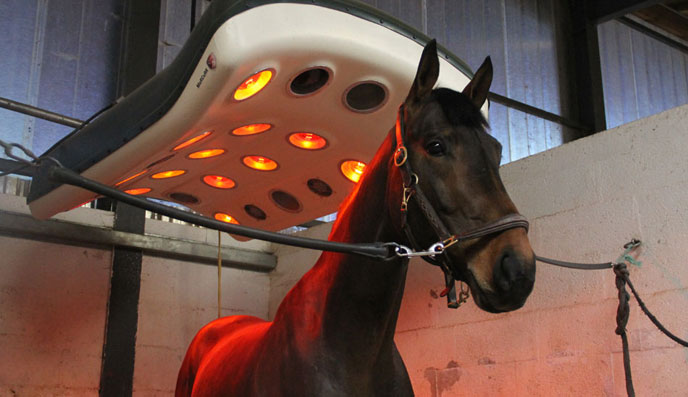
top-left (431, 88), bottom-right (488, 131)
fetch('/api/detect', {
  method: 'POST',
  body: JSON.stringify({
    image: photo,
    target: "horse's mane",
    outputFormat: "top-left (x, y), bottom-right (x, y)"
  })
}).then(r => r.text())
top-left (328, 130), bottom-right (394, 242)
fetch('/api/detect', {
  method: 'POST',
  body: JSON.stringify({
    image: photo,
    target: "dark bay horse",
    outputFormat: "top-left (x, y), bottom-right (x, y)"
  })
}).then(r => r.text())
top-left (176, 40), bottom-right (536, 396)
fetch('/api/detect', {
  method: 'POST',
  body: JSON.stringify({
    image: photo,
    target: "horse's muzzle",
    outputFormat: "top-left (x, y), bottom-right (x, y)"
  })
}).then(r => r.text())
top-left (468, 249), bottom-right (535, 313)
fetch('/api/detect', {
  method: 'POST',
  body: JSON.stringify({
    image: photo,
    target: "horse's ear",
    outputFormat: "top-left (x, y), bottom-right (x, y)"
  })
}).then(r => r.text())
top-left (405, 39), bottom-right (440, 104)
top-left (462, 56), bottom-right (493, 109)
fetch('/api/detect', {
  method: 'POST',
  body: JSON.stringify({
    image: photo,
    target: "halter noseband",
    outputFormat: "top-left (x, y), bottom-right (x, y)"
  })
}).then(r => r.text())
top-left (393, 104), bottom-right (530, 308)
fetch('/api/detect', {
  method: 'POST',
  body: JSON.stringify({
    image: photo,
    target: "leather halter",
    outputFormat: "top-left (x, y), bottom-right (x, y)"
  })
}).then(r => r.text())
top-left (393, 104), bottom-right (530, 308)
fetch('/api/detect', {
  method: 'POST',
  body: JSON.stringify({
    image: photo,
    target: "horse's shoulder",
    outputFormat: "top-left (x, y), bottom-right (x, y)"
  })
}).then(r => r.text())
top-left (198, 315), bottom-right (265, 337)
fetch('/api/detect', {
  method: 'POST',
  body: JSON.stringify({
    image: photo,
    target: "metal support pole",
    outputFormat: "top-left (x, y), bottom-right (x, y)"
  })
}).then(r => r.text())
top-left (0, 96), bottom-right (84, 128)
top-left (99, 1), bottom-right (162, 396)
top-left (488, 92), bottom-right (592, 133)
top-left (567, 0), bottom-right (608, 136)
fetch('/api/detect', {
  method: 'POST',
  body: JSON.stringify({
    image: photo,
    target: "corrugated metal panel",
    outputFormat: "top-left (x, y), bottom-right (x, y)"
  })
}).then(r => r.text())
top-left (0, 0), bottom-right (124, 157)
top-left (0, 0), bottom-right (44, 154)
top-left (359, 0), bottom-right (424, 31)
top-left (599, 19), bottom-right (688, 129)
top-left (365, 0), bottom-right (571, 163)
top-left (158, 0), bottom-right (192, 71)
top-left (34, 0), bottom-right (88, 156)
top-left (425, 0), bottom-right (514, 162)
top-left (503, 0), bottom-right (568, 161)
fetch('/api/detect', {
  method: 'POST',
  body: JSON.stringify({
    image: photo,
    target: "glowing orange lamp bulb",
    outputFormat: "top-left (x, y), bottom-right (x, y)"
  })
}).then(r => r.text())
top-left (151, 170), bottom-right (186, 179)
top-left (288, 132), bottom-right (327, 150)
top-left (233, 70), bottom-right (272, 101)
top-left (203, 175), bottom-right (236, 189)
top-left (340, 160), bottom-right (366, 183)
top-left (173, 131), bottom-right (212, 151)
top-left (188, 148), bottom-right (225, 159)
top-left (125, 187), bottom-right (152, 195)
top-left (231, 123), bottom-right (272, 136)
top-left (214, 212), bottom-right (239, 224)
top-left (115, 170), bottom-right (148, 186)
top-left (242, 155), bottom-right (278, 171)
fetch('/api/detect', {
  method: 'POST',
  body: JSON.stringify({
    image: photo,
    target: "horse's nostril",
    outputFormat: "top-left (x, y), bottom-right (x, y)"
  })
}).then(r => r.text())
top-left (495, 251), bottom-right (521, 292)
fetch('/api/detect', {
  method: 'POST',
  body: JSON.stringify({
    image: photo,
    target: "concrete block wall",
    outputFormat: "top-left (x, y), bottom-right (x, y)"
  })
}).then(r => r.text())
top-left (134, 255), bottom-right (270, 396)
top-left (0, 235), bottom-right (111, 396)
top-left (270, 104), bottom-right (688, 396)
top-left (0, 195), bottom-right (272, 396)
top-left (133, 221), bottom-right (271, 396)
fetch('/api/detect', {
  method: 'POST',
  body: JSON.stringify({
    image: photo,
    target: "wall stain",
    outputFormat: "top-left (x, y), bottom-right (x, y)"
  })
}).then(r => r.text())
top-left (424, 361), bottom-right (462, 397)
top-left (478, 356), bottom-right (496, 365)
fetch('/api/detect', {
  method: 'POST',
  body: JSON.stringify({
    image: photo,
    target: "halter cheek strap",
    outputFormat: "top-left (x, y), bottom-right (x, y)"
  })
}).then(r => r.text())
top-left (393, 104), bottom-right (530, 308)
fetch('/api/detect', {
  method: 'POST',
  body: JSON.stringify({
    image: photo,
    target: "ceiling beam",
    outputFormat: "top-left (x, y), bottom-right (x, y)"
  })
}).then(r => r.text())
top-left (632, 4), bottom-right (688, 42)
top-left (588, 0), bottom-right (665, 24)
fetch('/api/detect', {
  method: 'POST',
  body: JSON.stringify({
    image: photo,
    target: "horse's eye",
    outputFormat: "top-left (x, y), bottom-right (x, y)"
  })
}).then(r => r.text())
top-left (425, 140), bottom-right (446, 156)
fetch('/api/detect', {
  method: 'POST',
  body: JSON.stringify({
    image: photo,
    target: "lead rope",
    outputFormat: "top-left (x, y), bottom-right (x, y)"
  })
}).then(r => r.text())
top-left (539, 240), bottom-right (688, 397)
top-left (613, 262), bottom-right (634, 397)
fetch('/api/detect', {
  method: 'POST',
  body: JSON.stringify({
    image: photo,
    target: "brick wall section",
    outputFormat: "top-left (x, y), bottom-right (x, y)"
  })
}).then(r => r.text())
top-left (270, 104), bottom-right (688, 396)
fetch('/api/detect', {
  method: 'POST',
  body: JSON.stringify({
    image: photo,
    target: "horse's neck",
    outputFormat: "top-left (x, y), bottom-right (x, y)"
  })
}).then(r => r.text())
top-left (274, 133), bottom-right (407, 363)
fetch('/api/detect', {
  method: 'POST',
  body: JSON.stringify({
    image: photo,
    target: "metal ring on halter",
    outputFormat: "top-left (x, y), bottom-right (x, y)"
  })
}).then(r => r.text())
top-left (402, 173), bottom-right (419, 190)
top-left (428, 242), bottom-right (445, 255)
top-left (409, 173), bottom-right (418, 186)
top-left (394, 146), bottom-right (408, 166)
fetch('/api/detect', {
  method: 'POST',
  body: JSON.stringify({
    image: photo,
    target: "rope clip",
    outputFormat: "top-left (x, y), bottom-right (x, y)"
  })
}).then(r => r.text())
top-left (394, 241), bottom-right (445, 258)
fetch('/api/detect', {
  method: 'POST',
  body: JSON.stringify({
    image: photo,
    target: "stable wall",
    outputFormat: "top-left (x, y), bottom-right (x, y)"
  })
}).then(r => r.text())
top-left (3, 104), bottom-right (687, 395)
top-left (270, 104), bottom-right (688, 396)
top-left (0, 195), bottom-right (272, 396)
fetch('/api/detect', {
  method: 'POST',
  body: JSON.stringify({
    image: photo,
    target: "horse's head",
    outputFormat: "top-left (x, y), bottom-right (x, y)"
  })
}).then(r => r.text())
top-left (389, 40), bottom-right (535, 313)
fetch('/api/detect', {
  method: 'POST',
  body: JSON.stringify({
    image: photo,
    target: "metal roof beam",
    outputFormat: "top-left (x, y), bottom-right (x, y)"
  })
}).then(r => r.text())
top-left (588, 0), bottom-right (665, 24)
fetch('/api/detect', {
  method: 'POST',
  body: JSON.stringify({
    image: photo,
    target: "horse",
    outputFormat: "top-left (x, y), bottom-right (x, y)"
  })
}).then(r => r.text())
top-left (175, 40), bottom-right (536, 396)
